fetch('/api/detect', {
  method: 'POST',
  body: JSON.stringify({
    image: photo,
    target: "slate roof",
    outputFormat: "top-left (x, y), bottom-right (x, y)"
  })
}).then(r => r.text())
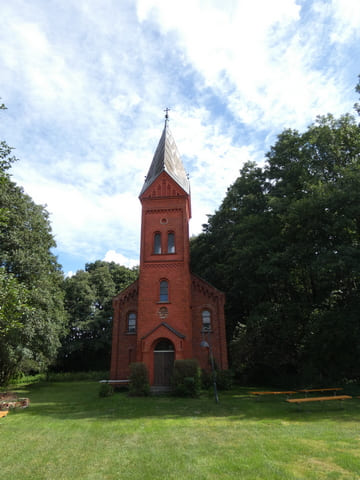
top-left (140, 122), bottom-right (190, 196)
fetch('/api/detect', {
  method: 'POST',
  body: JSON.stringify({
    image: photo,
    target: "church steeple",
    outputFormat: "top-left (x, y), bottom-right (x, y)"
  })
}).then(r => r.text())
top-left (140, 120), bottom-right (190, 197)
top-left (110, 118), bottom-right (228, 386)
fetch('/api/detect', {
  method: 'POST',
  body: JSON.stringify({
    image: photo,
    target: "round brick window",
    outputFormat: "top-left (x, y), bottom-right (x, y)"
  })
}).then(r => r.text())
top-left (158, 307), bottom-right (168, 319)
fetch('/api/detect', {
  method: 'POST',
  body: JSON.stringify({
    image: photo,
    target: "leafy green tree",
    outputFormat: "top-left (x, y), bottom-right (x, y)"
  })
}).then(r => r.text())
top-left (0, 268), bottom-right (35, 383)
top-left (0, 268), bottom-right (32, 336)
top-left (0, 103), bottom-right (67, 384)
top-left (56, 261), bottom-right (138, 371)
top-left (191, 89), bottom-right (360, 385)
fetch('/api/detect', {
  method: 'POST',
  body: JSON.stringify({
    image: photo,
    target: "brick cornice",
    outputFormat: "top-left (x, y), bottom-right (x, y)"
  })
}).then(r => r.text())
top-left (145, 208), bottom-right (182, 215)
top-left (191, 274), bottom-right (224, 301)
top-left (142, 262), bottom-right (183, 269)
top-left (113, 279), bottom-right (139, 306)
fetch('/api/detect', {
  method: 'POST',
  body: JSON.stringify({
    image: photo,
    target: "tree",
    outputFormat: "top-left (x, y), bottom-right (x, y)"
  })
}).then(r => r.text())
top-left (56, 261), bottom-right (138, 371)
top-left (0, 103), bottom-right (67, 384)
top-left (191, 98), bottom-right (360, 385)
top-left (0, 268), bottom-right (32, 336)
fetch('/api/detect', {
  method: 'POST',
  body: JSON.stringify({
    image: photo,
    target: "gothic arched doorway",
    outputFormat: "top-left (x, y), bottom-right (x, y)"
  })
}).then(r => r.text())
top-left (153, 339), bottom-right (175, 386)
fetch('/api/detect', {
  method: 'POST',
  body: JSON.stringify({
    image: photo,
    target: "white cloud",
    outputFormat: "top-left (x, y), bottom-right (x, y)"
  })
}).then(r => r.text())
top-left (12, 167), bottom-right (141, 259)
top-left (136, 0), bottom-right (357, 134)
top-left (111, 93), bottom-right (142, 112)
top-left (318, 0), bottom-right (360, 44)
top-left (103, 250), bottom-right (138, 268)
top-left (168, 107), bottom-right (257, 232)
top-left (1, 0), bottom-right (359, 274)
top-left (3, 21), bottom-right (84, 115)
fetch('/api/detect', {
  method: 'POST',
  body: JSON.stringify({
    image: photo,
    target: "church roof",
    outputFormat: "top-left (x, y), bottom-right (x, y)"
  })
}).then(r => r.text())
top-left (140, 121), bottom-right (190, 196)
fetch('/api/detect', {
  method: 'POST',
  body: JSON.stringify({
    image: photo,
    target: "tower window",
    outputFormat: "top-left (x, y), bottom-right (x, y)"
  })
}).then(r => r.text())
top-left (167, 232), bottom-right (175, 253)
top-left (202, 310), bottom-right (211, 332)
top-left (160, 280), bottom-right (169, 302)
top-left (127, 312), bottom-right (136, 333)
top-left (154, 232), bottom-right (162, 254)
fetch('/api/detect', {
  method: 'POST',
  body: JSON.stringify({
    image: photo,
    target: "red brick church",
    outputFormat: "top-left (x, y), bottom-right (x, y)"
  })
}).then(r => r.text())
top-left (110, 117), bottom-right (228, 386)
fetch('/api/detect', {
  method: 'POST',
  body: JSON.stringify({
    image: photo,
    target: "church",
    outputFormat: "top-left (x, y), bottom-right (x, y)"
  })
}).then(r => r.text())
top-left (110, 116), bottom-right (228, 386)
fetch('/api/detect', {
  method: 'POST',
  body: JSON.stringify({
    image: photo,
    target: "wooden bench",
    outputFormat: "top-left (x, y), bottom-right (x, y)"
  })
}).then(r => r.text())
top-left (297, 388), bottom-right (343, 396)
top-left (99, 380), bottom-right (129, 386)
top-left (251, 391), bottom-right (296, 400)
top-left (99, 380), bottom-right (130, 392)
top-left (287, 395), bottom-right (352, 408)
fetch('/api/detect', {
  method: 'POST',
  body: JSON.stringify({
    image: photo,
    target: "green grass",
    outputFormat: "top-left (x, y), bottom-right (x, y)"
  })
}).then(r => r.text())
top-left (1, 381), bottom-right (360, 479)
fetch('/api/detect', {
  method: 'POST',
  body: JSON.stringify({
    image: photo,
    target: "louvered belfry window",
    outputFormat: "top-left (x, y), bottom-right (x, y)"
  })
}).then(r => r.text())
top-left (202, 310), bottom-right (211, 332)
top-left (154, 232), bottom-right (161, 254)
top-left (167, 232), bottom-right (175, 253)
top-left (127, 312), bottom-right (136, 333)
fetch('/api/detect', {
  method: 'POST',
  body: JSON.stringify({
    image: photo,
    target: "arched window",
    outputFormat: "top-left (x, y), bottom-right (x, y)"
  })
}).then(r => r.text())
top-left (154, 232), bottom-right (162, 254)
top-left (159, 280), bottom-right (169, 302)
top-left (202, 310), bottom-right (211, 332)
top-left (167, 232), bottom-right (175, 253)
top-left (127, 312), bottom-right (136, 333)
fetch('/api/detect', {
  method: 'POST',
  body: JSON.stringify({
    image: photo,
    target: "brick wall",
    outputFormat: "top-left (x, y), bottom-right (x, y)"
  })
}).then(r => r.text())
top-left (110, 171), bottom-right (228, 384)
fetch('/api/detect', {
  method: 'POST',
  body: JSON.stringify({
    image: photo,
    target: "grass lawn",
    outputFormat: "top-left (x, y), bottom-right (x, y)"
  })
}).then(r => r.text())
top-left (1, 381), bottom-right (360, 479)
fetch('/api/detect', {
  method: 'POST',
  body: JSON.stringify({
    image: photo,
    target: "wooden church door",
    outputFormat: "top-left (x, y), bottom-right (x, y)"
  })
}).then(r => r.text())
top-left (154, 339), bottom-right (175, 386)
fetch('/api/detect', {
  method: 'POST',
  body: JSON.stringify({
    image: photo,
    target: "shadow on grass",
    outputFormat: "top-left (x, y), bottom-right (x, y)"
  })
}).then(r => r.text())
top-left (11, 381), bottom-right (360, 424)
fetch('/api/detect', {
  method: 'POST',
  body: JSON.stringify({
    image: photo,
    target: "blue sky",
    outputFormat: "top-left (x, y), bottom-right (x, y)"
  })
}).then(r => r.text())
top-left (1, 0), bottom-right (359, 276)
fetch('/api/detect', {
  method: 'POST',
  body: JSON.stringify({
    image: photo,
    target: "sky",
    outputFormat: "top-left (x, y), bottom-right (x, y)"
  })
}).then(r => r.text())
top-left (1, 0), bottom-right (359, 276)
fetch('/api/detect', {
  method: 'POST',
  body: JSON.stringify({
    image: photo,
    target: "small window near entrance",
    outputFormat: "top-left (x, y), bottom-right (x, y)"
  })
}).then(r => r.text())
top-left (167, 232), bottom-right (175, 253)
top-left (154, 232), bottom-right (162, 254)
top-left (159, 280), bottom-right (169, 302)
top-left (202, 310), bottom-right (211, 332)
top-left (127, 312), bottom-right (136, 333)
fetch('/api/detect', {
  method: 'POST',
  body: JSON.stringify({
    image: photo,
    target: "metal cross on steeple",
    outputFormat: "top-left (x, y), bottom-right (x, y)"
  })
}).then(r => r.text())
top-left (164, 107), bottom-right (170, 126)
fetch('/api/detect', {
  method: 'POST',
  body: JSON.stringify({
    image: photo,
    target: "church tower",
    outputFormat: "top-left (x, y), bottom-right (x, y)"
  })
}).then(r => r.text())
top-left (111, 117), bottom-right (228, 386)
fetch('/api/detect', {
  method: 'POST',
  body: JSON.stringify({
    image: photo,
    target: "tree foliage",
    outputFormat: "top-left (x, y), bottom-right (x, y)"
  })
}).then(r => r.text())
top-left (0, 267), bottom-right (32, 336)
top-left (56, 261), bottom-right (138, 372)
top-left (0, 103), bottom-right (67, 384)
top-left (191, 102), bottom-right (360, 385)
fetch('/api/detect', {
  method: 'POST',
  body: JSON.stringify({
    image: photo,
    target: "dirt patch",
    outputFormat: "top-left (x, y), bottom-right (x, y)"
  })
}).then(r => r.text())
top-left (0, 392), bottom-right (17, 401)
top-left (0, 392), bottom-right (30, 409)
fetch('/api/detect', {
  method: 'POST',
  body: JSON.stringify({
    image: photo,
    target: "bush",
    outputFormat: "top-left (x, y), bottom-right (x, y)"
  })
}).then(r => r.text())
top-left (47, 371), bottom-right (109, 382)
top-left (172, 359), bottom-right (201, 397)
top-left (128, 362), bottom-right (150, 397)
top-left (216, 370), bottom-right (234, 390)
top-left (99, 383), bottom-right (114, 397)
top-left (201, 369), bottom-right (212, 389)
top-left (201, 369), bottom-right (234, 391)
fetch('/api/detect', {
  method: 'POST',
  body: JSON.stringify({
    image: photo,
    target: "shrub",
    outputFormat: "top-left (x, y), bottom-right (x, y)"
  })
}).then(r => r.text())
top-left (172, 359), bottom-right (201, 397)
top-left (201, 369), bottom-right (234, 391)
top-left (201, 369), bottom-right (212, 389)
top-left (99, 383), bottom-right (114, 397)
top-left (128, 362), bottom-right (150, 397)
top-left (216, 370), bottom-right (234, 390)
top-left (46, 371), bottom-right (109, 382)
